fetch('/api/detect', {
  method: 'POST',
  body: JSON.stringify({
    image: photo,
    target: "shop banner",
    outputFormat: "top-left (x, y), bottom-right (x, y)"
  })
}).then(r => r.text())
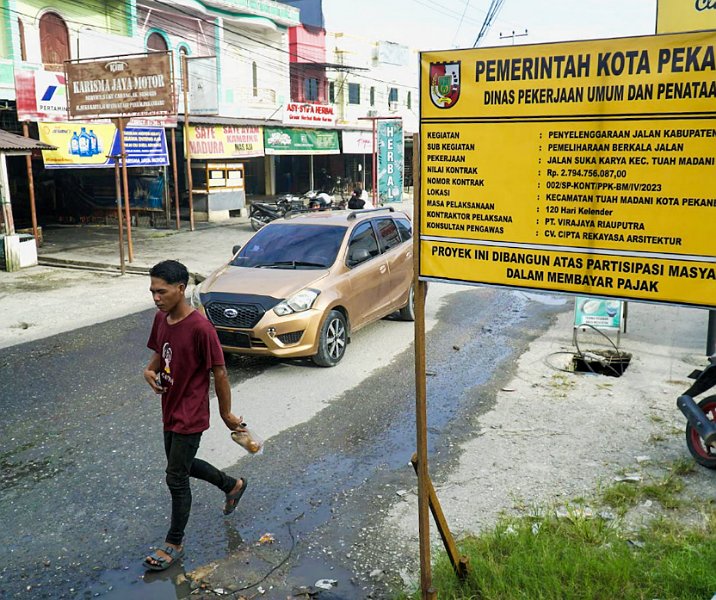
top-left (187, 125), bottom-right (264, 159)
top-left (264, 127), bottom-right (340, 155)
top-left (342, 130), bottom-right (374, 154)
top-left (657, 0), bottom-right (716, 33)
top-left (574, 297), bottom-right (623, 331)
top-left (14, 68), bottom-right (177, 126)
top-left (40, 122), bottom-right (169, 169)
top-left (377, 119), bottom-right (404, 203)
top-left (66, 52), bottom-right (174, 119)
top-left (187, 57), bottom-right (219, 115)
top-left (283, 102), bottom-right (336, 126)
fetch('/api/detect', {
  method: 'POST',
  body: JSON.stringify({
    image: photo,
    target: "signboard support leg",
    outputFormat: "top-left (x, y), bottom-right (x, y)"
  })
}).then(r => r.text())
top-left (114, 161), bottom-right (126, 275)
top-left (182, 54), bottom-right (195, 232)
top-left (22, 122), bottom-right (39, 246)
top-left (171, 128), bottom-right (180, 230)
top-left (117, 118), bottom-right (134, 262)
top-left (707, 311), bottom-right (716, 356)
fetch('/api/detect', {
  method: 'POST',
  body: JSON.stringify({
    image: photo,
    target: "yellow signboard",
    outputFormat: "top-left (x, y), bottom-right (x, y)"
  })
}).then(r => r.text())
top-left (657, 0), bottom-right (716, 34)
top-left (187, 125), bottom-right (264, 159)
top-left (420, 31), bottom-right (716, 308)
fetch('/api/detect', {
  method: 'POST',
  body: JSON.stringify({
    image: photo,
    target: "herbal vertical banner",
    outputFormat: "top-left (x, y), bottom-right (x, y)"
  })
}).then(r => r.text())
top-left (378, 119), bottom-right (404, 203)
top-left (419, 31), bottom-right (716, 309)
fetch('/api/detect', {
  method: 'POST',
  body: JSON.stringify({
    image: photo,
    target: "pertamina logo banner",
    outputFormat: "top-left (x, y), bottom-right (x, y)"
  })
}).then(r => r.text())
top-left (15, 69), bottom-right (67, 122)
top-left (187, 125), bottom-right (264, 159)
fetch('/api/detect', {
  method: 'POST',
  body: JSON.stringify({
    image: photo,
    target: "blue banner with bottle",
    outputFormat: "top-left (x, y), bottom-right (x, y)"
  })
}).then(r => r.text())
top-left (39, 122), bottom-right (169, 169)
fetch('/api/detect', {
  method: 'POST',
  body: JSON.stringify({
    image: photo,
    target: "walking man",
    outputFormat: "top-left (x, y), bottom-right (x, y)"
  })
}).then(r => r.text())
top-left (142, 260), bottom-right (247, 571)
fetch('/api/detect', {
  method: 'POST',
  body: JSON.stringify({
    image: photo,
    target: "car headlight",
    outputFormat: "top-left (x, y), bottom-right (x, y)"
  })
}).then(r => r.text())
top-left (273, 288), bottom-right (320, 316)
top-left (190, 283), bottom-right (202, 309)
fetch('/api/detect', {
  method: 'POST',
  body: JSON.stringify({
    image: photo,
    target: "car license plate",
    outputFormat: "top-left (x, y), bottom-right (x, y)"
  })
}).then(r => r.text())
top-left (217, 329), bottom-right (251, 348)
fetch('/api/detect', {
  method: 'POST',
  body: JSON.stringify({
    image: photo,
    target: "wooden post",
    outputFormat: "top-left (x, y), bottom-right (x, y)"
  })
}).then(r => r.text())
top-left (117, 118), bottom-right (134, 262)
top-left (0, 152), bottom-right (15, 236)
top-left (22, 122), bottom-right (39, 245)
top-left (182, 54), bottom-right (194, 231)
top-left (412, 133), bottom-right (435, 599)
top-left (171, 127), bottom-right (180, 230)
top-left (114, 161), bottom-right (126, 275)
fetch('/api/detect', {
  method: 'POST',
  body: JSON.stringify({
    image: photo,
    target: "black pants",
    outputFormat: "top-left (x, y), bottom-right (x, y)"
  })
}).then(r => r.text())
top-left (163, 431), bottom-right (237, 546)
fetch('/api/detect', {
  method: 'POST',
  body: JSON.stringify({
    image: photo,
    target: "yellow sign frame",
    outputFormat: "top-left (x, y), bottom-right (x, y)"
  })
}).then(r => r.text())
top-left (419, 31), bottom-right (716, 308)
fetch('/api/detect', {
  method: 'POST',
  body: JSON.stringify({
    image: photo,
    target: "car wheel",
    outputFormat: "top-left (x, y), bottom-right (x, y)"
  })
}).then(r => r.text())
top-left (313, 310), bottom-right (348, 367)
top-left (398, 284), bottom-right (415, 321)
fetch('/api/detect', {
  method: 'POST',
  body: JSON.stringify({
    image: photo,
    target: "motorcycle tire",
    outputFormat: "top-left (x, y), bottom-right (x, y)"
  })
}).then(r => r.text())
top-left (685, 395), bottom-right (716, 469)
top-left (250, 214), bottom-right (271, 231)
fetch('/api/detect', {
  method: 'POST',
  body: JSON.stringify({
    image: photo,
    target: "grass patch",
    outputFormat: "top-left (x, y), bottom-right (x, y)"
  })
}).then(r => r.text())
top-left (399, 511), bottom-right (716, 600)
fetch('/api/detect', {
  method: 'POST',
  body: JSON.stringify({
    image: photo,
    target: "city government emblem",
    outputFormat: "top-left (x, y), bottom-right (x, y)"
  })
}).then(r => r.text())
top-left (429, 61), bottom-right (460, 109)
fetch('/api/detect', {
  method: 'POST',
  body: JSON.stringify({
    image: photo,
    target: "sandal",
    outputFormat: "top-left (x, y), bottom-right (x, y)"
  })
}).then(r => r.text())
top-left (142, 544), bottom-right (184, 571)
top-left (223, 477), bottom-right (248, 516)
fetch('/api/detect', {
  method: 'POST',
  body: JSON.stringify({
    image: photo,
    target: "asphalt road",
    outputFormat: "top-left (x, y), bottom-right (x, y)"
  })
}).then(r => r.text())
top-left (0, 288), bottom-right (564, 599)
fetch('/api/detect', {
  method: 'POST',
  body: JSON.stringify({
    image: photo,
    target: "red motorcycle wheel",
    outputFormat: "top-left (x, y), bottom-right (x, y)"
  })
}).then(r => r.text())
top-left (685, 395), bottom-right (716, 469)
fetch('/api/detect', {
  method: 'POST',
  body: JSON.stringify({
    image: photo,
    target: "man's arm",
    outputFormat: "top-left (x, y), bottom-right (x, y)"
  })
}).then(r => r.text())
top-left (213, 365), bottom-right (243, 431)
top-left (144, 352), bottom-right (163, 393)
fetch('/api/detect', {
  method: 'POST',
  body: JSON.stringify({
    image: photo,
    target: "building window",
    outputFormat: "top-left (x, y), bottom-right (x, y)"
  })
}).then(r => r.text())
top-left (407, 91), bottom-right (411, 110)
top-left (305, 77), bottom-right (318, 102)
top-left (329, 81), bottom-right (335, 104)
top-left (252, 62), bottom-right (258, 96)
top-left (39, 12), bottom-right (70, 68)
top-left (147, 31), bottom-right (168, 52)
top-left (348, 83), bottom-right (360, 105)
top-left (388, 87), bottom-right (398, 106)
top-left (18, 19), bottom-right (26, 61)
top-left (370, 86), bottom-right (375, 107)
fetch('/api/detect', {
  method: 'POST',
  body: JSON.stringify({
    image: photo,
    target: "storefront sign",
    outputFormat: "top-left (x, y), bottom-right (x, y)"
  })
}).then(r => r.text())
top-left (574, 297), bottom-right (623, 330)
top-left (40, 122), bottom-right (168, 168)
top-left (657, 0), bottom-right (716, 33)
top-left (187, 57), bottom-right (219, 115)
top-left (264, 127), bottom-right (340, 155)
top-left (187, 125), bottom-right (264, 159)
top-left (420, 31), bottom-right (716, 308)
top-left (66, 52), bottom-right (174, 119)
top-left (378, 120), bottom-right (404, 203)
top-left (342, 130), bottom-right (374, 154)
top-left (283, 102), bottom-right (336, 126)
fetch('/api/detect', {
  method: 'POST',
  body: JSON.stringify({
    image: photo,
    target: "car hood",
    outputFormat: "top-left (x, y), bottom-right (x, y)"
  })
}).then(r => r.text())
top-left (201, 265), bottom-right (330, 299)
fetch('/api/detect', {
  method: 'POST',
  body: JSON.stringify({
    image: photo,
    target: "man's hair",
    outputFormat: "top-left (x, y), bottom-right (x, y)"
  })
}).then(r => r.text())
top-left (150, 260), bottom-right (189, 286)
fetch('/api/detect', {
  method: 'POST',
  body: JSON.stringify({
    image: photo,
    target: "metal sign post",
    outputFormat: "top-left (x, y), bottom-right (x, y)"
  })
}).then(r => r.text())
top-left (116, 118), bottom-right (134, 262)
top-left (171, 128), bottom-right (180, 230)
top-left (182, 54), bottom-right (195, 231)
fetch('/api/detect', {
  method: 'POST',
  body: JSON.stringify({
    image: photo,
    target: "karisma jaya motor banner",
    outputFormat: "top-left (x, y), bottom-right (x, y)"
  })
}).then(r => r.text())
top-left (419, 30), bottom-right (716, 309)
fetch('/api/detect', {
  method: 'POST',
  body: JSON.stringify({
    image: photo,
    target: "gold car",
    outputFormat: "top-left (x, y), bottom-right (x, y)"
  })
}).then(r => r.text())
top-left (192, 208), bottom-right (415, 366)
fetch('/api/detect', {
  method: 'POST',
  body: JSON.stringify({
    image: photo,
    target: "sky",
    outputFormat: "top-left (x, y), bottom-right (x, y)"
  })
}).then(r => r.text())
top-left (322, 0), bottom-right (658, 50)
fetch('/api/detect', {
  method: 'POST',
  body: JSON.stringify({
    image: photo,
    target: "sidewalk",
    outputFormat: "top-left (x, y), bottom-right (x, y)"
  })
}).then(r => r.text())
top-left (0, 216), bottom-right (259, 349)
top-left (0, 200), bottom-right (415, 349)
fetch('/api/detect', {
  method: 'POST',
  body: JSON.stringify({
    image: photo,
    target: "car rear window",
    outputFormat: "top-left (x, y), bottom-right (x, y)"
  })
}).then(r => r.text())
top-left (395, 218), bottom-right (412, 242)
top-left (376, 218), bottom-right (402, 251)
top-left (231, 223), bottom-right (347, 269)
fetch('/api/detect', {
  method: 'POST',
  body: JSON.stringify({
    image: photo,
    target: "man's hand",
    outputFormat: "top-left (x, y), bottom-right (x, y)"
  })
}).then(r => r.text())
top-left (144, 368), bottom-right (164, 394)
top-left (222, 412), bottom-right (244, 432)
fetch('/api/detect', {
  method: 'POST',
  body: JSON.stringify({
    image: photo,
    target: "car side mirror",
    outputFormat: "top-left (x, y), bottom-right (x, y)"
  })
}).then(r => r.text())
top-left (232, 244), bottom-right (242, 255)
top-left (348, 247), bottom-right (371, 266)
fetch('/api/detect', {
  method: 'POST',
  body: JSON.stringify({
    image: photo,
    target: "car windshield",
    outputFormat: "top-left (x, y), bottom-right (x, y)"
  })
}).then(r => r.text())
top-left (231, 223), bottom-right (347, 269)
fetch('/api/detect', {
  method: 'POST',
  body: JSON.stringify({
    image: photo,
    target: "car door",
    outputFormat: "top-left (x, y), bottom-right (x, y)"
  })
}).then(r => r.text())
top-left (345, 220), bottom-right (391, 328)
top-left (375, 217), bottom-right (413, 310)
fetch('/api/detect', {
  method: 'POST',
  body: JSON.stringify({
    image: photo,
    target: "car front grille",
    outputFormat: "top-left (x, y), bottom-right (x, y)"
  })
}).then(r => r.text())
top-left (277, 331), bottom-right (304, 345)
top-left (205, 302), bottom-right (263, 328)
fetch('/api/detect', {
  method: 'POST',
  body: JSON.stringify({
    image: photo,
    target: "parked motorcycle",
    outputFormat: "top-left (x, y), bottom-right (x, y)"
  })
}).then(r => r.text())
top-left (676, 354), bottom-right (716, 468)
top-left (248, 195), bottom-right (307, 231)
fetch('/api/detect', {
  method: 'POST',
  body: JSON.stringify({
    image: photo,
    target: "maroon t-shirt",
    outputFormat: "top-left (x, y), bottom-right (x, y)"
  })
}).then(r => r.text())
top-left (147, 310), bottom-right (225, 434)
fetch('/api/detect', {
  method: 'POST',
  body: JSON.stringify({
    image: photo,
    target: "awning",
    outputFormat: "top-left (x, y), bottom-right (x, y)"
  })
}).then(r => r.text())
top-left (0, 129), bottom-right (55, 154)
